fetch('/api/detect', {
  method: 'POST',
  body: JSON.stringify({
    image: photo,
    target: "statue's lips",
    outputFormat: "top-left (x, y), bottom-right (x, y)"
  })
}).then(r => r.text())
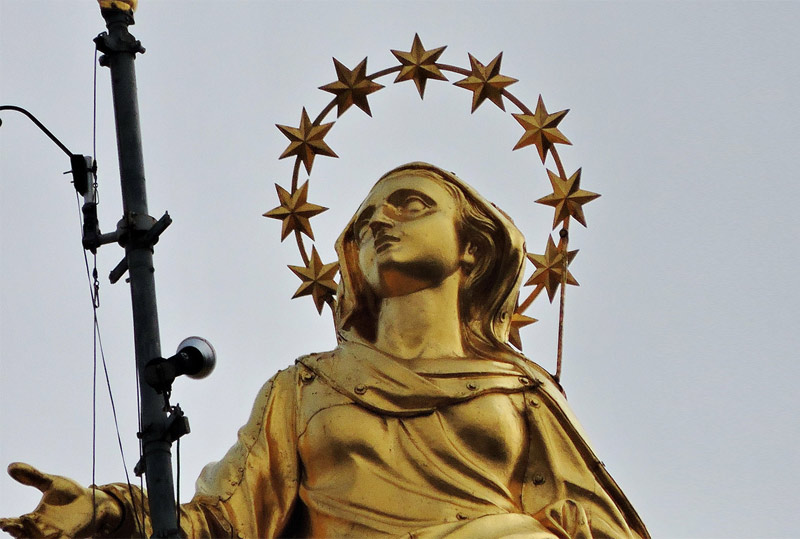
top-left (375, 234), bottom-right (400, 253)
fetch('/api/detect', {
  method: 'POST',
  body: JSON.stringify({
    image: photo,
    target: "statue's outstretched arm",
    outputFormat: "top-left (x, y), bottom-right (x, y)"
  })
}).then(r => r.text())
top-left (2, 367), bottom-right (300, 539)
top-left (0, 462), bottom-right (122, 538)
top-left (94, 367), bottom-right (301, 538)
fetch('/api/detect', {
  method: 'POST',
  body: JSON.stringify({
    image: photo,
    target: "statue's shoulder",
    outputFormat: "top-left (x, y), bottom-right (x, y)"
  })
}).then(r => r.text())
top-left (492, 350), bottom-right (566, 397)
top-left (294, 348), bottom-right (339, 368)
top-left (257, 350), bottom-right (337, 390)
top-left (290, 349), bottom-right (355, 427)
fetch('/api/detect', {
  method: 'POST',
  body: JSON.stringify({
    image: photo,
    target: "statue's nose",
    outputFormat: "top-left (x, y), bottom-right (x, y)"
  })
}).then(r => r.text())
top-left (368, 205), bottom-right (393, 234)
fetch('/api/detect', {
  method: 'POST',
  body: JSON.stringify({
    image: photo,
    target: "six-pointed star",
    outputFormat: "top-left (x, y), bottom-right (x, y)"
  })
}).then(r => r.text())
top-left (454, 53), bottom-right (517, 112)
top-left (320, 57), bottom-right (384, 117)
top-left (289, 247), bottom-right (339, 314)
top-left (263, 181), bottom-right (328, 241)
top-left (509, 312), bottom-right (538, 351)
top-left (513, 95), bottom-right (571, 163)
top-left (276, 108), bottom-right (338, 173)
top-left (536, 168), bottom-right (600, 229)
top-left (391, 34), bottom-right (448, 98)
top-left (525, 236), bottom-right (579, 302)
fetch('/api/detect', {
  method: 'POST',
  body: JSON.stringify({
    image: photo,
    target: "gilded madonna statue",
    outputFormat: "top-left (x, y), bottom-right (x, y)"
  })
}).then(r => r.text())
top-left (1, 162), bottom-right (648, 538)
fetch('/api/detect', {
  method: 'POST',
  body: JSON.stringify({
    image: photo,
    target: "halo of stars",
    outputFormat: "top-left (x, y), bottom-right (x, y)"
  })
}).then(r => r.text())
top-left (269, 34), bottom-right (600, 365)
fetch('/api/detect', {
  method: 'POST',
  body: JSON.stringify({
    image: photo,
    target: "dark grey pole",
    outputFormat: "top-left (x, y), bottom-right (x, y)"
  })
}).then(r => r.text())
top-left (95, 8), bottom-right (179, 538)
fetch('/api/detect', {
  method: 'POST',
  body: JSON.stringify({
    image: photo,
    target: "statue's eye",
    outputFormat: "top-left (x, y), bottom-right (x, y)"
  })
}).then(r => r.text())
top-left (353, 213), bottom-right (372, 242)
top-left (398, 196), bottom-right (429, 215)
top-left (354, 219), bottom-right (369, 242)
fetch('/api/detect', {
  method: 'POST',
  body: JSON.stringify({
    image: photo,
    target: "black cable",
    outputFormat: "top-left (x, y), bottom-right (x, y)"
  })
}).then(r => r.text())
top-left (92, 257), bottom-right (98, 532)
top-left (135, 358), bottom-right (146, 535)
top-left (176, 436), bottom-right (181, 532)
top-left (93, 49), bottom-right (98, 163)
top-left (76, 194), bottom-right (144, 537)
top-left (90, 47), bottom-right (99, 532)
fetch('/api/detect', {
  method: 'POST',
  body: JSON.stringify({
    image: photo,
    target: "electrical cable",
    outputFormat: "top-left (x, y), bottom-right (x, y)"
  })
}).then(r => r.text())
top-left (84, 46), bottom-right (145, 536)
top-left (91, 46), bottom-right (99, 534)
top-left (92, 254), bottom-right (98, 532)
top-left (176, 436), bottom-right (181, 531)
top-left (77, 191), bottom-right (144, 537)
top-left (93, 49), bottom-right (98, 163)
top-left (135, 358), bottom-right (145, 534)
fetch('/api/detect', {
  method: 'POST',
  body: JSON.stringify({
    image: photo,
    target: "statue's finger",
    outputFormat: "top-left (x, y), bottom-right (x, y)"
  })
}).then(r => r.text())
top-left (18, 513), bottom-right (46, 538)
top-left (7, 462), bottom-right (53, 493)
top-left (0, 517), bottom-right (29, 538)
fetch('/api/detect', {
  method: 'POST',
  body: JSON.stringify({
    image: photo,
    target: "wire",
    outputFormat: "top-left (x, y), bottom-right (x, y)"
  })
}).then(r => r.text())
top-left (90, 46), bottom-right (98, 535)
top-left (76, 192), bottom-right (145, 537)
top-left (176, 436), bottom-right (181, 531)
top-left (92, 281), bottom-right (97, 532)
top-left (92, 255), bottom-right (98, 531)
top-left (93, 49), bottom-right (98, 162)
top-left (135, 358), bottom-right (145, 533)
top-left (99, 332), bottom-right (145, 538)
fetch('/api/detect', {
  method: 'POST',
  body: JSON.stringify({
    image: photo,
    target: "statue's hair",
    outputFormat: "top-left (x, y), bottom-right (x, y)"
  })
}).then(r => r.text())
top-left (433, 173), bottom-right (513, 356)
top-left (338, 166), bottom-right (516, 357)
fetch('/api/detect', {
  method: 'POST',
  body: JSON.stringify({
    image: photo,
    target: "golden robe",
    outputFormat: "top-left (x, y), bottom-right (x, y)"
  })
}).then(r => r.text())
top-left (104, 341), bottom-right (647, 538)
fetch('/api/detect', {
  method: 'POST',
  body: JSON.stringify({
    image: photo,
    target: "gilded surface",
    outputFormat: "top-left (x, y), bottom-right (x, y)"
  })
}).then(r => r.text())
top-left (390, 34), bottom-right (448, 98)
top-left (269, 35), bottom-right (602, 365)
top-left (97, 0), bottom-right (137, 13)
top-left (1, 164), bottom-right (648, 538)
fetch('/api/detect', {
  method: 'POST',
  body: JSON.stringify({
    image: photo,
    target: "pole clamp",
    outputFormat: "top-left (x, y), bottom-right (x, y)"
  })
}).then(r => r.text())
top-left (94, 9), bottom-right (145, 65)
top-left (109, 212), bottom-right (172, 284)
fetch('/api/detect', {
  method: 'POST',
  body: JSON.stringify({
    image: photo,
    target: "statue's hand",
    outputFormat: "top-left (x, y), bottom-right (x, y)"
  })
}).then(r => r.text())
top-left (0, 462), bottom-right (122, 538)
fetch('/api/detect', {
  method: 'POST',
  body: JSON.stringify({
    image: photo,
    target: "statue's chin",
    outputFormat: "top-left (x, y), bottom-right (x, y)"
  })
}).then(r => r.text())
top-left (371, 260), bottom-right (459, 298)
top-left (376, 269), bottom-right (432, 297)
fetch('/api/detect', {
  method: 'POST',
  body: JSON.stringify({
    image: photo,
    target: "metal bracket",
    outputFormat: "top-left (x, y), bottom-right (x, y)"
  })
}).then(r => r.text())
top-left (132, 405), bottom-right (190, 479)
top-left (133, 455), bottom-right (146, 477)
top-left (82, 203), bottom-right (123, 254)
top-left (109, 211), bottom-right (172, 284)
top-left (94, 9), bottom-right (145, 65)
top-left (109, 257), bottom-right (130, 285)
top-left (165, 405), bottom-right (191, 443)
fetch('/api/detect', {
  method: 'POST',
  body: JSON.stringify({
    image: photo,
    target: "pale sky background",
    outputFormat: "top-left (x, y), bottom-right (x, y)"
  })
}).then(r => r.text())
top-left (1, 1), bottom-right (799, 538)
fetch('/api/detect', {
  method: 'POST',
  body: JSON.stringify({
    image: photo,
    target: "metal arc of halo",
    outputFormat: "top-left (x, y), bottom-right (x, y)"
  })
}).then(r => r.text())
top-left (273, 38), bottom-right (594, 377)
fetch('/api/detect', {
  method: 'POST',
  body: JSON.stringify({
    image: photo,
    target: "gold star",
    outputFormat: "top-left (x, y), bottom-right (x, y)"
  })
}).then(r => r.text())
top-left (320, 57), bottom-right (384, 117)
top-left (263, 181), bottom-right (327, 241)
top-left (508, 312), bottom-right (537, 351)
top-left (536, 169), bottom-right (600, 229)
top-left (512, 95), bottom-right (571, 163)
top-left (391, 34), bottom-right (448, 98)
top-left (276, 108), bottom-right (338, 173)
top-left (525, 236), bottom-right (579, 302)
top-left (454, 53), bottom-right (517, 112)
top-left (288, 247), bottom-right (339, 314)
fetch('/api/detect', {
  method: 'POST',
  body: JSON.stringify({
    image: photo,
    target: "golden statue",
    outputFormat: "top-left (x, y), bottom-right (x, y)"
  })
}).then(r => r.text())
top-left (1, 163), bottom-right (648, 538)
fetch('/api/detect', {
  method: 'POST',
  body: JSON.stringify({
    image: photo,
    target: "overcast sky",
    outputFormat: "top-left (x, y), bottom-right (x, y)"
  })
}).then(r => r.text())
top-left (1, 2), bottom-right (799, 537)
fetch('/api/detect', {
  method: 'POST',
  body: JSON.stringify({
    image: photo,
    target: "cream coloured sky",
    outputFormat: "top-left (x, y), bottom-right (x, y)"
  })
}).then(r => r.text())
top-left (1, 2), bottom-right (799, 537)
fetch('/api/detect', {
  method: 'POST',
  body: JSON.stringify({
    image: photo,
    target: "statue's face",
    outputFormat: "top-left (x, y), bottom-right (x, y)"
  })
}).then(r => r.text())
top-left (353, 172), bottom-right (468, 297)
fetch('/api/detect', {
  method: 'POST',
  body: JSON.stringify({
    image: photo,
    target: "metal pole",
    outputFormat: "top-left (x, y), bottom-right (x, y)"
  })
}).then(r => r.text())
top-left (95, 8), bottom-right (179, 538)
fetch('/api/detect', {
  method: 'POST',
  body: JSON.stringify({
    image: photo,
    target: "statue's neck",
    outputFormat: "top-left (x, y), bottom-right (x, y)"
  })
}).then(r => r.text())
top-left (374, 272), bottom-right (464, 360)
